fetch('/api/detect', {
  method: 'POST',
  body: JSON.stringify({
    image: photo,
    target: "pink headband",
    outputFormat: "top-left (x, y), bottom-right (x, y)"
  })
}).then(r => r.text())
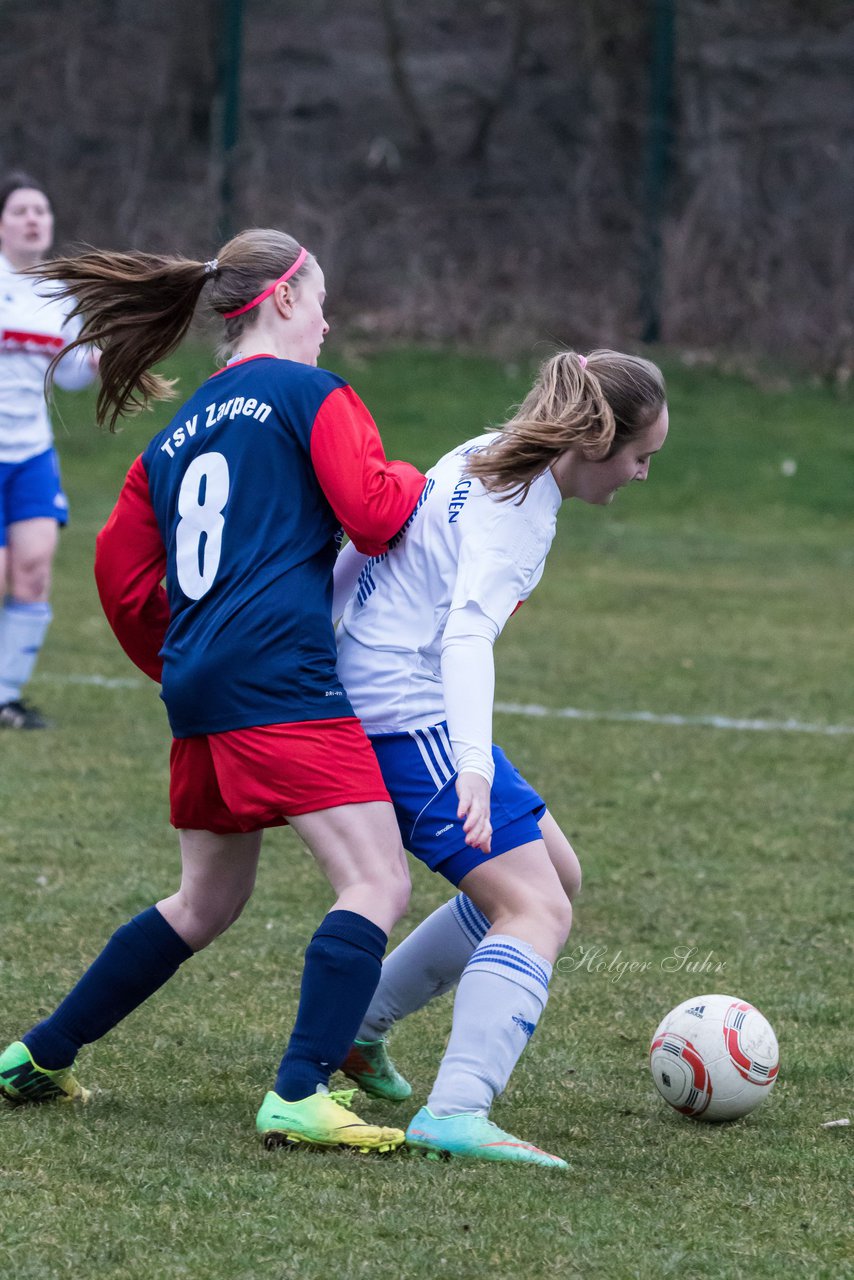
top-left (222, 246), bottom-right (309, 320)
top-left (578, 354), bottom-right (588, 368)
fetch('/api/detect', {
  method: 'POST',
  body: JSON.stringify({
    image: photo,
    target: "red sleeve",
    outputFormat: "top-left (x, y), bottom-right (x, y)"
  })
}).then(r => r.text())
top-left (309, 385), bottom-right (426, 556)
top-left (94, 455), bottom-right (170, 682)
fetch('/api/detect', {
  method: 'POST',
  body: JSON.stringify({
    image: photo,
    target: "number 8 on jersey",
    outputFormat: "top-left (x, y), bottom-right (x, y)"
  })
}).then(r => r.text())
top-left (175, 452), bottom-right (230, 600)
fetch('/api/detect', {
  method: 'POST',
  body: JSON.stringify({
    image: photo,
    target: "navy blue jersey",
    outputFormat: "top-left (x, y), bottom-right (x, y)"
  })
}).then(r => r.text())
top-left (96, 354), bottom-right (426, 738)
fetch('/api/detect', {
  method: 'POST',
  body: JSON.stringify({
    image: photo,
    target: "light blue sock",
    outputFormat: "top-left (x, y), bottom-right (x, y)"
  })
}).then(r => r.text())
top-left (426, 933), bottom-right (552, 1116)
top-left (357, 894), bottom-right (490, 1041)
top-left (0, 599), bottom-right (52, 702)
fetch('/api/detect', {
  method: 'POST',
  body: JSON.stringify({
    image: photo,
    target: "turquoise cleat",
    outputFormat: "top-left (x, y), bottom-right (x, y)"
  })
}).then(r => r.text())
top-left (405, 1106), bottom-right (567, 1168)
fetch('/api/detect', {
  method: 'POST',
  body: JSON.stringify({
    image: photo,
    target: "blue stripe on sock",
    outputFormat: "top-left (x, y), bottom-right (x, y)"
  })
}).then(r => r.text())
top-left (465, 896), bottom-right (490, 936)
top-left (471, 952), bottom-right (550, 988)
top-left (452, 894), bottom-right (489, 945)
top-left (463, 952), bottom-right (550, 988)
top-left (451, 896), bottom-right (479, 945)
top-left (475, 953), bottom-right (550, 991)
top-left (472, 942), bottom-right (551, 987)
top-left (466, 945), bottom-right (550, 991)
top-left (6, 599), bottom-right (52, 619)
top-left (465, 953), bottom-right (550, 992)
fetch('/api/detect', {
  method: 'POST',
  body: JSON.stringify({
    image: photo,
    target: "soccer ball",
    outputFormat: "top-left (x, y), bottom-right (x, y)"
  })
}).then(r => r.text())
top-left (649, 993), bottom-right (779, 1122)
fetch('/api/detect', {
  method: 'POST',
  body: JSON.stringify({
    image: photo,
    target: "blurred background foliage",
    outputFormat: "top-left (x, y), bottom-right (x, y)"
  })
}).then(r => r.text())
top-left (3, 0), bottom-right (852, 376)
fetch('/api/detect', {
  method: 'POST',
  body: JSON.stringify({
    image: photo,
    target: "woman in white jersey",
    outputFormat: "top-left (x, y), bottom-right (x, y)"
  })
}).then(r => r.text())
top-left (334, 349), bottom-right (669, 1167)
top-left (0, 172), bottom-right (98, 729)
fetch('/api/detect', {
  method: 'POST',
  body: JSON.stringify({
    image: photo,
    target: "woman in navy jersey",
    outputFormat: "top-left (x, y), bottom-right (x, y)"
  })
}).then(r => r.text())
top-left (0, 172), bottom-right (99, 729)
top-left (333, 350), bottom-right (669, 1166)
top-left (0, 230), bottom-right (425, 1154)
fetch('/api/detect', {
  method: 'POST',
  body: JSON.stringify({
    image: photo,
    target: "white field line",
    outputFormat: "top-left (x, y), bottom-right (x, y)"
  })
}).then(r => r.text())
top-left (39, 673), bottom-right (143, 690)
top-left (37, 674), bottom-right (854, 737)
top-left (495, 701), bottom-right (854, 737)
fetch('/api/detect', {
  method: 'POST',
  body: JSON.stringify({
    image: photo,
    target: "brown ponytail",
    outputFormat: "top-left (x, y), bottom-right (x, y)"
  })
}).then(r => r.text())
top-left (33, 229), bottom-right (311, 431)
top-left (36, 250), bottom-right (209, 431)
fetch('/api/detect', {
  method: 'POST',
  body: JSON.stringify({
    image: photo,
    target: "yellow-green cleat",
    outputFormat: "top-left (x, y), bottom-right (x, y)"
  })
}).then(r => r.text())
top-left (256, 1085), bottom-right (405, 1153)
top-left (341, 1038), bottom-right (412, 1102)
top-left (0, 1041), bottom-right (91, 1105)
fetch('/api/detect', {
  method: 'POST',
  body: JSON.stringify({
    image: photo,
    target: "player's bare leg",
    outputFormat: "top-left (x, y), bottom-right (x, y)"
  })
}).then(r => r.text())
top-left (345, 810), bottom-right (580, 1103)
top-left (0, 517), bottom-right (57, 729)
top-left (157, 829), bottom-right (262, 949)
top-left (538, 810), bottom-right (582, 902)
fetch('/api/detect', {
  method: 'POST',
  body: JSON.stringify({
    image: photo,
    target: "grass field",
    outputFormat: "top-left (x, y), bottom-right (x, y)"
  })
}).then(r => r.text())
top-left (1, 346), bottom-right (851, 1280)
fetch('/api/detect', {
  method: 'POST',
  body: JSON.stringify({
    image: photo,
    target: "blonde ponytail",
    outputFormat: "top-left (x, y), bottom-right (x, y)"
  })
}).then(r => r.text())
top-left (467, 350), bottom-right (666, 501)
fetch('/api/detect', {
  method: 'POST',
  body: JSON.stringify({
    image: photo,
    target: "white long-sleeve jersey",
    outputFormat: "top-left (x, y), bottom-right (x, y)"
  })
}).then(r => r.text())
top-left (336, 432), bottom-right (563, 781)
top-left (0, 253), bottom-right (96, 463)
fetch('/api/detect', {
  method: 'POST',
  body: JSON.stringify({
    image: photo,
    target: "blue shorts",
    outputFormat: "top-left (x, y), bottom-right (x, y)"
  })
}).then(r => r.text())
top-left (369, 722), bottom-right (546, 886)
top-left (0, 449), bottom-right (68, 545)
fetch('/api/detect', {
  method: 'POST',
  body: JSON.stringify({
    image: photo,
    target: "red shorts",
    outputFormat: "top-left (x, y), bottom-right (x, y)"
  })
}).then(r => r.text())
top-left (169, 717), bottom-right (391, 834)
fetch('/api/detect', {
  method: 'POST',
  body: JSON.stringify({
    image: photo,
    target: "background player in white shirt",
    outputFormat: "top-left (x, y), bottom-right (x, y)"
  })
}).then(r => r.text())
top-left (0, 172), bottom-right (99, 728)
top-left (334, 349), bottom-right (669, 1166)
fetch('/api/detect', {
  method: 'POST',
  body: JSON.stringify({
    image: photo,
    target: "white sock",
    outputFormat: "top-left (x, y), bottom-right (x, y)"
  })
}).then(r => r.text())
top-left (357, 894), bottom-right (490, 1041)
top-left (426, 933), bottom-right (552, 1116)
top-left (0, 599), bottom-right (52, 703)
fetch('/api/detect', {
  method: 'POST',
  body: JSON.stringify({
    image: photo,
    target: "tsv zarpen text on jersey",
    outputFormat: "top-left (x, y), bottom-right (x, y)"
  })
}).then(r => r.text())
top-left (159, 397), bottom-right (273, 457)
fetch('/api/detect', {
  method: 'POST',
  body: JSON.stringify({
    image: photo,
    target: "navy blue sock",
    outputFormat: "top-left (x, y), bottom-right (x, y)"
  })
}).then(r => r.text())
top-left (275, 910), bottom-right (387, 1101)
top-left (24, 906), bottom-right (194, 1069)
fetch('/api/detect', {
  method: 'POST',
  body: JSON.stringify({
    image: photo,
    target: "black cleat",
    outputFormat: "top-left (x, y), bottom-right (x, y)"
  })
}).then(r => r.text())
top-left (0, 699), bottom-right (50, 729)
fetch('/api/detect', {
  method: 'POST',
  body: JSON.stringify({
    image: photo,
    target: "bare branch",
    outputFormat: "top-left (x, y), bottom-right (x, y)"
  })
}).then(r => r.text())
top-left (464, 0), bottom-right (530, 165)
top-left (377, 0), bottom-right (438, 161)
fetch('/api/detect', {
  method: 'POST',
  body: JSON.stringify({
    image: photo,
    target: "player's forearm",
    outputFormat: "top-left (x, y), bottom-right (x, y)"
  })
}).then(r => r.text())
top-left (441, 609), bottom-right (497, 784)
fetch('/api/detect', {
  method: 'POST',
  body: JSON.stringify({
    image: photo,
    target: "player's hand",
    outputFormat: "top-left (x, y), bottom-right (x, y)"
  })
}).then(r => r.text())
top-left (456, 771), bottom-right (492, 853)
